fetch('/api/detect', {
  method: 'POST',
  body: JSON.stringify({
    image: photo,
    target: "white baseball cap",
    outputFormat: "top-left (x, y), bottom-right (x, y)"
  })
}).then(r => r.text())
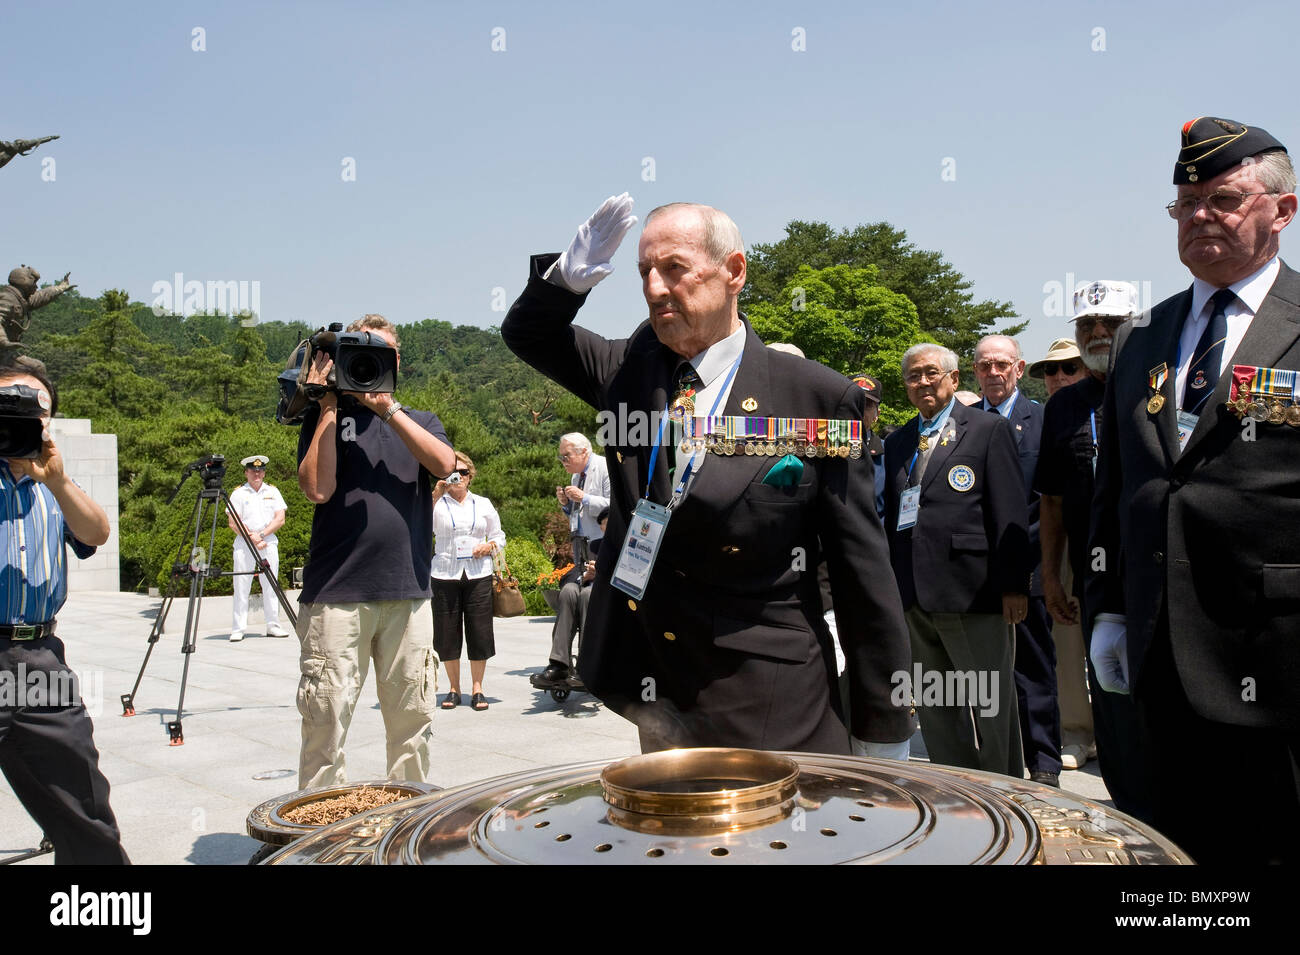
top-left (1071, 280), bottom-right (1140, 321)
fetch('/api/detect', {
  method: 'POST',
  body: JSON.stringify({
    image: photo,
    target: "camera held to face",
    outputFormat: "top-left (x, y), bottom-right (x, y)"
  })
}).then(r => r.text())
top-left (275, 323), bottom-right (399, 425)
top-left (0, 383), bottom-right (48, 458)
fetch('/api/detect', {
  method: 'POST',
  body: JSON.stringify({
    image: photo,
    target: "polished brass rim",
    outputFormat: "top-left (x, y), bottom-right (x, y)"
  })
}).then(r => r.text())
top-left (600, 748), bottom-right (800, 834)
top-left (248, 780), bottom-right (436, 846)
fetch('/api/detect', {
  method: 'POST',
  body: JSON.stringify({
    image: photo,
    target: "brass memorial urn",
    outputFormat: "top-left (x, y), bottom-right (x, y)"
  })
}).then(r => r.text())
top-left (259, 749), bottom-right (1189, 865)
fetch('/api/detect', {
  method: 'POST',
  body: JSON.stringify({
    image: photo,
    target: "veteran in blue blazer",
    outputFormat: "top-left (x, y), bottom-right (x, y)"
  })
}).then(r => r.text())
top-left (883, 343), bottom-right (1031, 776)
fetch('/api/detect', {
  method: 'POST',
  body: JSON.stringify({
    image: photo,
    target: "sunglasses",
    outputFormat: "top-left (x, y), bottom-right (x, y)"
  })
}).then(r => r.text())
top-left (1041, 361), bottom-right (1079, 376)
top-left (455, 468), bottom-right (471, 476)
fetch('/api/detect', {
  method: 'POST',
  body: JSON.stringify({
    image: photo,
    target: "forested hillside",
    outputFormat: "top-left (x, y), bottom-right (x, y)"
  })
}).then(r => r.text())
top-left (22, 222), bottom-right (1023, 612)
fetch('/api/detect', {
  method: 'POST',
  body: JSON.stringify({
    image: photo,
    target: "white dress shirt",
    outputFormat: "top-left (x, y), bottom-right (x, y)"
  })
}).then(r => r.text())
top-left (431, 492), bottom-right (506, 580)
top-left (229, 482), bottom-right (286, 554)
top-left (670, 323), bottom-right (746, 479)
top-left (1176, 257), bottom-right (1280, 406)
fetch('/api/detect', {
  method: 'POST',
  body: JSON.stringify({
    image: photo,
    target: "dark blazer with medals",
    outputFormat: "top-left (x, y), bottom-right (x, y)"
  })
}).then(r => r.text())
top-left (883, 400), bottom-right (1031, 614)
top-left (1088, 261), bottom-right (1300, 731)
top-left (503, 254), bottom-right (914, 753)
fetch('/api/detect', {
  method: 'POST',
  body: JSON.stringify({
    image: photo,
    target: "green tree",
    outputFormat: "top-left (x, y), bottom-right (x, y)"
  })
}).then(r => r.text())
top-left (748, 265), bottom-right (923, 426)
top-left (744, 221), bottom-right (1024, 360)
top-left (42, 290), bottom-right (173, 418)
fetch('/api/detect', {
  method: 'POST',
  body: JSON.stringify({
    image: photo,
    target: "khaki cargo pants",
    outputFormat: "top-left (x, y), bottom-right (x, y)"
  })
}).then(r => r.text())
top-left (296, 600), bottom-right (439, 789)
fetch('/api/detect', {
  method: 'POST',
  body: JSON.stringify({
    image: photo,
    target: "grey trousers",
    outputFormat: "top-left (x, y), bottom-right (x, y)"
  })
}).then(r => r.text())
top-left (906, 605), bottom-right (1023, 778)
top-left (548, 581), bottom-right (591, 666)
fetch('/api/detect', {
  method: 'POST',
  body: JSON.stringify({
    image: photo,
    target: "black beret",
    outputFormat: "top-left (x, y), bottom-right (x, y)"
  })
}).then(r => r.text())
top-left (849, 372), bottom-right (883, 403)
top-left (1175, 117), bottom-right (1287, 185)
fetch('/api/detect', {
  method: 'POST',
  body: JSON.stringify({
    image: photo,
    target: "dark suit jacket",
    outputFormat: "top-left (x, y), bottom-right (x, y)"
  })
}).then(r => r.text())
top-left (1088, 261), bottom-right (1300, 731)
top-left (989, 392), bottom-right (1044, 585)
top-left (883, 400), bottom-right (1031, 614)
top-left (503, 254), bottom-right (914, 752)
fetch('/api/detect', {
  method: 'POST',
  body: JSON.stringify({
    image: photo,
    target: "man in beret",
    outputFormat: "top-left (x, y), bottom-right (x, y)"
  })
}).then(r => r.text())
top-left (227, 455), bottom-right (290, 641)
top-left (850, 373), bottom-right (887, 522)
top-left (1089, 118), bottom-right (1299, 862)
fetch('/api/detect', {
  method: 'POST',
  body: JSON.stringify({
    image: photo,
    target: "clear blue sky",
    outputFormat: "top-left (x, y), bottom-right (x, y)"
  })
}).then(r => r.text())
top-left (5, 0), bottom-right (1298, 377)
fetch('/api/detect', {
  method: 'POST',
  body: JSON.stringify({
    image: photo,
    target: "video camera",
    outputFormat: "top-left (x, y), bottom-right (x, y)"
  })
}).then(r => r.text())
top-left (0, 384), bottom-right (48, 458)
top-left (276, 323), bottom-right (399, 425)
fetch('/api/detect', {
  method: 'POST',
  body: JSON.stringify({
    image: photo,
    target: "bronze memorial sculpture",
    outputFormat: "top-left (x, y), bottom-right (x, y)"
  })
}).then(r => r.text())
top-left (0, 265), bottom-right (76, 349)
top-left (0, 134), bottom-right (58, 171)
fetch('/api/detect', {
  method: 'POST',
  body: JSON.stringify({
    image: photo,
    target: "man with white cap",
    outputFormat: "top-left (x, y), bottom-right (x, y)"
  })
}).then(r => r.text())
top-left (1034, 283), bottom-right (1150, 817)
top-left (228, 454), bottom-right (290, 641)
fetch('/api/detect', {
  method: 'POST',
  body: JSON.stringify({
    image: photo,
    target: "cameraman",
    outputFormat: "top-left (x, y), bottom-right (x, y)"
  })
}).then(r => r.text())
top-left (0, 356), bottom-right (129, 863)
top-left (296, 314), bottom-right (456, 788)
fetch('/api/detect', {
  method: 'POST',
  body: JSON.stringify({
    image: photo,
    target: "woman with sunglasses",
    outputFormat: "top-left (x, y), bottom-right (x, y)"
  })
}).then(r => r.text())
top-left (431, 453), bottom-right (505, 711)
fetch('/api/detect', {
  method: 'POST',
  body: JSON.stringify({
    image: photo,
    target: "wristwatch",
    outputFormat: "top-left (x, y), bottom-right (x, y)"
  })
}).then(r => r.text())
top-left (382, 401), bottom-right (403, 423)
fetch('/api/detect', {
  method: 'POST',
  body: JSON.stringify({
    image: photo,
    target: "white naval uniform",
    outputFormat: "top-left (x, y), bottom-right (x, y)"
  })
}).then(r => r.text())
top-left (230, 481), bottom-right (287, 633)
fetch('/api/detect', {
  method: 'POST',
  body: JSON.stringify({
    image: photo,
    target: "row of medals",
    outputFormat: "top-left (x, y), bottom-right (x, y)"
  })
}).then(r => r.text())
top-left (1226, 387), bottom-right (1300, 426)
top-left (1148, 382), bottom-right (1300, 425)
top-left (679, 435), bottom-right (864, 459)
top-left (670, 396), bottom-right (863, 458)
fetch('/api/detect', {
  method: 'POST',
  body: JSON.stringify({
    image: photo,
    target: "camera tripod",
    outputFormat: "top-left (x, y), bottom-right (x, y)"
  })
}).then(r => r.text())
top-left (121, 454), bottom-right (298, 745)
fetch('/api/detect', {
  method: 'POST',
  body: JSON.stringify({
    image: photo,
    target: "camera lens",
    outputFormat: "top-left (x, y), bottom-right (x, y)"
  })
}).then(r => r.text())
top-left (345, 353), bottom-right (382, 390)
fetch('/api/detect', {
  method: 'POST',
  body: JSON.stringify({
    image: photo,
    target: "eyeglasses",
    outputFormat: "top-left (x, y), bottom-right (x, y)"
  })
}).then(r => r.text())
top-left (974, 359), bottom-right (1016, 374)
top-left (557, 451), bottom-right (582, 462)
top-left (1165, 190), bottom-right (1280, 220)
top-left (1075, 315), bottom-right (1128, 331)
top-left (1041, 361), bottom-right (1079, 376)
top-left (904, 367), bottom-right (953, 385)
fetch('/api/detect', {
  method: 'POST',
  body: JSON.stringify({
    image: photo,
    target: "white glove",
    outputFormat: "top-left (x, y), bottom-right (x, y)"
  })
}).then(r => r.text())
top-left (851, 736), bottom-right (910, 761)
top-left (552, 193), bottom-right (638, 293)
top-left (1090, 613), bottom-right (1130, 694)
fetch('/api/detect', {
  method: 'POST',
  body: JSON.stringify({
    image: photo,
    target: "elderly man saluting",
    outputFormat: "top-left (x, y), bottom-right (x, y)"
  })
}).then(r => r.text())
top-left (503, 195), bottom-right (913, 756)
top-left (1089, 118), bottom-right (1300, 863)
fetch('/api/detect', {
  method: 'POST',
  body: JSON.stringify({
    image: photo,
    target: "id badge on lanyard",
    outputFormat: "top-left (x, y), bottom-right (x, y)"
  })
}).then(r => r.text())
top-left (610, 499), bottom-right (670, 600)
top-left (897, 486), bottom-right (920, 530)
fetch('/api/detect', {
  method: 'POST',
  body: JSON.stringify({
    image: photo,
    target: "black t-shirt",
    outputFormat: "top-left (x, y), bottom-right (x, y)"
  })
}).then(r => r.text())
top-left (297, 398), bottom-right (452, 603)
top-left (1033, 375), bottom-right (1105, 598)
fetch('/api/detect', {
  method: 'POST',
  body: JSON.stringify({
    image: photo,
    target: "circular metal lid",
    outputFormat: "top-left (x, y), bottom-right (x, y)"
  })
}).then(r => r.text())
top-left (247, 779), bottom-right (437, 847)
top-left (261, 752), bottom-right (1189, 864)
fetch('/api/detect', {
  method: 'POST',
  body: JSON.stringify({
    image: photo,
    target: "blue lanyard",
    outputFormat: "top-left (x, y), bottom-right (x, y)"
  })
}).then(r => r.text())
top-left (644, 353), bottom-right (743, 501)
top-left (444, 495), bottom-right (477, 533)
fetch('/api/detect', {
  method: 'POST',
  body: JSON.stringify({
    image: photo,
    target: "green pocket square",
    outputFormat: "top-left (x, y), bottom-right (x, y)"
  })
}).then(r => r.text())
top-left (762, 454), bottom-right (804, 487)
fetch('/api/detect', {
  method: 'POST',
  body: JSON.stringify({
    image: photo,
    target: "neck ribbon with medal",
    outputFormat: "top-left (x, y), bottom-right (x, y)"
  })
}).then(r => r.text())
top-left (1149, 361), bottom-right (1202, 451)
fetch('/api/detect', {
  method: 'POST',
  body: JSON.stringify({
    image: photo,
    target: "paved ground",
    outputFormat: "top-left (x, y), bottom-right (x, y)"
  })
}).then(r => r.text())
top-left (1, 590), bottom-right (1112, 865)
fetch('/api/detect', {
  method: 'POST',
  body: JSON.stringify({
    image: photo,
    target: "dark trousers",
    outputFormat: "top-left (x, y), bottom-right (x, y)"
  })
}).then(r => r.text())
top-left (1013, 594), bottom-right (1063, 774)
top-left (431, 574), bottom-right (496, 661)
top-left (0, 636), bottom-right (129, 864)
top-left (1137, 627), bottom-right (1300, 864)
top-left (1087, 654), bottom-right (1154, 822)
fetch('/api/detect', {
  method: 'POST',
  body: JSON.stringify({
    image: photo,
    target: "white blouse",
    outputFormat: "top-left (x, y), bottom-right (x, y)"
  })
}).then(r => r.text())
top-left (430, 492), bottom-right (506, 581)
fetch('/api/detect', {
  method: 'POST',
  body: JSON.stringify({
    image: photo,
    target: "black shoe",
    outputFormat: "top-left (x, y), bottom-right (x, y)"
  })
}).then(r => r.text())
top-left (1029, 771), bottom-right (1060, 788)
top-left (534, 663), bottom-right (569, 687)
